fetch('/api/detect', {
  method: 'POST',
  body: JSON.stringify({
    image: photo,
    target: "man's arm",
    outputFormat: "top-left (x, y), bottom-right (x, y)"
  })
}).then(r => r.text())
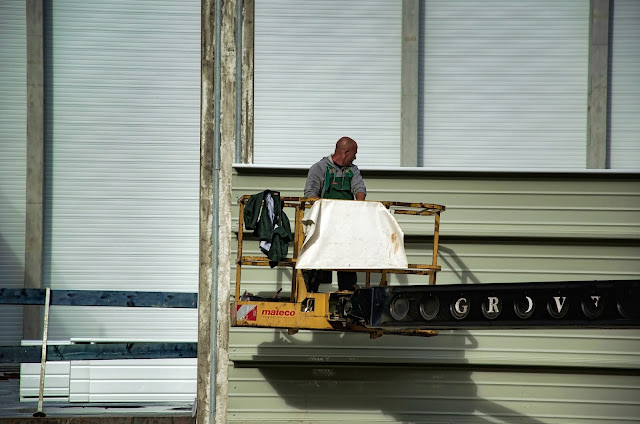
top-left (351, 165), bottom-right (366, 201)
top-left (304, 162), bottom-right (324, 198)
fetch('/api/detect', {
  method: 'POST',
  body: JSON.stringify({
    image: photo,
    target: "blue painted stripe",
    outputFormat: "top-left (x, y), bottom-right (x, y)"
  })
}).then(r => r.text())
top-left (0, 289), bottom-right (197, 308)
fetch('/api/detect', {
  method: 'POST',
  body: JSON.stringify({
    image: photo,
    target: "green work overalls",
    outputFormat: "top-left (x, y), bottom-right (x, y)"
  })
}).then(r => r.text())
top-left (323, 164), bottom-right (354, 200)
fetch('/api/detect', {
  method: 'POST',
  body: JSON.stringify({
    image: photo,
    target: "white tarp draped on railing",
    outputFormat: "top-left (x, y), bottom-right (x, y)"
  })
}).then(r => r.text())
top-left (296, 199), bottom-right (408, 269)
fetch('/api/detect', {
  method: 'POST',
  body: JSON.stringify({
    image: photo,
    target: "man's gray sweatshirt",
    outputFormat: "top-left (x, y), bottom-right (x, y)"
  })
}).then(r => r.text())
top-left (304, 155), bottom-right (367, 198)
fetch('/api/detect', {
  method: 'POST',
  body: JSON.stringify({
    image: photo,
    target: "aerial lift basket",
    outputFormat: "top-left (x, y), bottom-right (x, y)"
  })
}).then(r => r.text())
top-left (231, 196), bottom-right (446, 338)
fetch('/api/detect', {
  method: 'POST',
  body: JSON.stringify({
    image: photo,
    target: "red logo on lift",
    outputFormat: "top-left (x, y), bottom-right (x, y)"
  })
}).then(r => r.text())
top-left (262, 309), bottom-right (296, 317)
top-left (236, 304), bottom-right (257, 321)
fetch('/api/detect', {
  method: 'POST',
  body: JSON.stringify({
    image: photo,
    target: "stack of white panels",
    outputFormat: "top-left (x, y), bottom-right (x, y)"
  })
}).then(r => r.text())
top-left (20, 341), bottom-right (71, 402)
top-left (20, 339), bottom-right (196, 403)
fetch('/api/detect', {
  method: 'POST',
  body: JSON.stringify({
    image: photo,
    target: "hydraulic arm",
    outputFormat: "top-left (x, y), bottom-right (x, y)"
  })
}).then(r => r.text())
top-left (343, 279), bottom-right (639, 330)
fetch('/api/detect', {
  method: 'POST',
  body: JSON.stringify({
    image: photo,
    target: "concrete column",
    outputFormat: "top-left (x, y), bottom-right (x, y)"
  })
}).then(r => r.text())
top-left (240, 0), bottom-right (254, 164)
top-left (215, 0), bottom-right (236, 422)
top-left (197, 0), bottom-right (215, 421)
top-left (401, 0), bottom-right (419, 167)
top-left (198, 0), bottom-right (235, 422)
top-left (587, 0), bottom-right (610, 169)
top-left (24, 0), bottom-right (44, 340)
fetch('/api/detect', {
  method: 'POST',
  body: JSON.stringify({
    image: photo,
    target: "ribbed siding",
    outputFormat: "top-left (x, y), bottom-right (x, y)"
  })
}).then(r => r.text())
top-left (43, 0), bottom-right (200, 340)
top-left (232, 238), bottom-right (640, 288)
top-left (254, 0), bottom-right (401, 166)
top-left (230, 327), bottom-right (640, 370)
top-left (232, 171), bottom-right (640, 240)
top-left (231, 171), bottom-right (640, 369)
top-left (68, 359), bottom-right (196, 402)
top-left (610, 0), bottom-right (640, 169)
top-left (20, 357), bottom-right (197, 402)
top-left (20, 361), bottom-right (70, 401)
top-left (0, 0), bottom-right (26, 344)
top-left (229, 169), bottom-right (640, 422)
top-left (228, 367), bottom-right (640, 423)
top-left (419, 0), bottom-right (589, 169)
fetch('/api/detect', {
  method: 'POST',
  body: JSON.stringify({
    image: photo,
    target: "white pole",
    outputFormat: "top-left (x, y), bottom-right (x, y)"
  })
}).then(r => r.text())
top-left (34, 287), bottom-right (51, 417)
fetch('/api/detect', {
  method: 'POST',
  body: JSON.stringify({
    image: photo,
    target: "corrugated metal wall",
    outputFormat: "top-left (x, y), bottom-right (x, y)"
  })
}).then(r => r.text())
top-left (610, 0), bottom-right (640, 168)
top-left (4, 0), bottom-right (638, 416)
top-left (228, 169), bottom-right (640, 423)
top-left (419, 0), bottom-right (589, 169)
top-left (228, 367), bottom-right (639, 423)
top-left (42, 0), bottom-right (200, 341)
top-left (0, 0), bottom-right (26, 345)
top-left (253, 0), bottom-right (402, 166)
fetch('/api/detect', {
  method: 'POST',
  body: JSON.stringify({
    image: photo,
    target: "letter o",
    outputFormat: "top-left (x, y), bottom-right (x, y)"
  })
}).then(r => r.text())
top-left (514, 296), bottom-right (535, 319)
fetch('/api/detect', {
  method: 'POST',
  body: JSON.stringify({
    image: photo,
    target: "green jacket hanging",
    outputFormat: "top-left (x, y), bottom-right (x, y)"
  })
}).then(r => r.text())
top-left (244, 190), bottom-right (293, 266)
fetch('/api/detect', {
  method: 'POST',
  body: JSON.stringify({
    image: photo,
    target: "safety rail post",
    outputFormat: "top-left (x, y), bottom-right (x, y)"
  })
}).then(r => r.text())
top-left (380, 271), bottom-right (388, 286)
top-left (235, 200), bottom-right (246, 301)
top-left (429, 210), bottom-right (441, 285)
top-left (291, 201), bottom-right (303, 298)
top-left (291, 198), bottom-right (313, 303)
top-left (292, 201), bottom-right (303, 259)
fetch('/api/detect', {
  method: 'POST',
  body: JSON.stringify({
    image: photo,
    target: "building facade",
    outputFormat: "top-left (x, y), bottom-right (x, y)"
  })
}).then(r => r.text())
top-left (1, 0), bottom-right (639, 422)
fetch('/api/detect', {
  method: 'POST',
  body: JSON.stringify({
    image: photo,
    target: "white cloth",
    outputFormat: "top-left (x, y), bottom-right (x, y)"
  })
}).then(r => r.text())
top-left (259, 192), bottom-right (278, 252)
top-left (296, 199), bottom-right (408, 269)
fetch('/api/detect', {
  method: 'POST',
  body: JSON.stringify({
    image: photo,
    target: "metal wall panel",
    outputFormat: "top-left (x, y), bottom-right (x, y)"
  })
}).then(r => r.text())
top-left (230, 327), bottom-right (640, 370)
top-left (230, 170), bottom-right (640, 369)
top-left (69, 359), bottom-right (196, 402)
top-left (0, 0), bottom-right (26, 344)
top-left (419, 0), bottom-right (589, 169)
top-left (19, 356), bottom-right (196, 402)
top-left (228, 366), bottom-right (640, 423)
top-left (42, 0), bottom-right (200, 340)
top-left (20, 362), bottom-right (70, 402)
top-left (228, 168), bottom-right (640, 422)
top-left (232, 169), bottom-right (640, 240)
top-left (610, 0), bottom-right (640, 169)
top-left (254, 0), bottom-right (401, 166)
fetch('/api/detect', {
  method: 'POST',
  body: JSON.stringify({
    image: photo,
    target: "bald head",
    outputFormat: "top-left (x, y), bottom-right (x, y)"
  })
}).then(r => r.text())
top-left (332, 137), bottom-right (358, 167)
top-left (336, 136), bottom-right (356, 151)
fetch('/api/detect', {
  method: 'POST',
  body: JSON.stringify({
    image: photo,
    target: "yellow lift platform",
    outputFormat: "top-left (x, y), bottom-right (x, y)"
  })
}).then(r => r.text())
top-left (231, 196), bottom-right (446, 338)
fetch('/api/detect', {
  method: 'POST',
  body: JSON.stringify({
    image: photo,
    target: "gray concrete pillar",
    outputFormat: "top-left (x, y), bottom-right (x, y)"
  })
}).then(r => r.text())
top-left (215, 0), bottom-right (236, 422)
top-left (24, 0), bottom-right (44, 340)
top-left (587, 0), bottom-right (610, 169)
top-left (197, 0), bottom-right (215, 422)
top-left (198, 0), bottom-right (235, 422)
top-left (401, 0), bottom-right (419, 167)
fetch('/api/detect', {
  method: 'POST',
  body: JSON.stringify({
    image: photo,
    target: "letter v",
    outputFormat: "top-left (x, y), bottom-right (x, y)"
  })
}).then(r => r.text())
top-left (553, 296), bottom-right (566, 312)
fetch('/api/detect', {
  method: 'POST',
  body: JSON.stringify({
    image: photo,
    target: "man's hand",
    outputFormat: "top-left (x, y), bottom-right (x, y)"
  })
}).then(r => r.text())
top-left (355, 192), bottom-right (366, 201)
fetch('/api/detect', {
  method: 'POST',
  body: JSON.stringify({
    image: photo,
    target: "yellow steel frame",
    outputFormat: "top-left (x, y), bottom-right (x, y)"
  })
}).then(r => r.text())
top-left (231, 196), bottom-right (446, 337)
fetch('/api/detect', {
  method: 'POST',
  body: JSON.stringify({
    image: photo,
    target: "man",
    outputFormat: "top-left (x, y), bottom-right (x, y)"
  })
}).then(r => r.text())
top-left (304, 136), bottom-right (366, 201)
top-left (303, 136), bottom-right (366, 292)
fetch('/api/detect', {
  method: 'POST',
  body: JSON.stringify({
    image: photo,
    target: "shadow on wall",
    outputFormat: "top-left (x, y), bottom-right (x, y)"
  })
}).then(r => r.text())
top-left (438, 245), bottom-right (482, 285)
top-left (235, 247), bottom-right (544, 423)
top-left (244, 330), bottom-right (544, 424)
top-left (0, 190), bottom-right (25, 289)
top-left (0, 190), bottom-right (26, 345)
